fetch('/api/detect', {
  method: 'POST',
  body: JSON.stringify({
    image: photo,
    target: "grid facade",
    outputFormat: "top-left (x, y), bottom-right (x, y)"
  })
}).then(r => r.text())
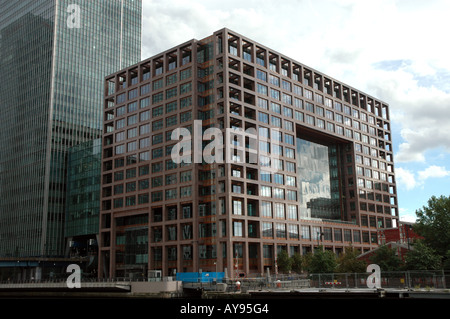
top-left (0, 0), bottom-right (141, 258)
top-left (100, 29), bottom-right (398, 278)
top-left (65, 138), bottom-right (102, 238)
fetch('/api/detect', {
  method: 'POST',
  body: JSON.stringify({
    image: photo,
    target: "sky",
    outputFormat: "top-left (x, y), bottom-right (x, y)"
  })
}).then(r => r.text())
top-left (140, 0), bottom-right (450, 223)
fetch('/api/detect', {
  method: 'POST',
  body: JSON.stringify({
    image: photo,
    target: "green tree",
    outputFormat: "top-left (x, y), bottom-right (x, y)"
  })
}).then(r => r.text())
top-left (291, 253), bottom-right (303, 274)
top-left (276, 250), bottom-right (292, 273)
top-left (305, 247), bottom-right (337, 273)
top-left (442, 251), bottom-right (450, 270)
top-left (404, 240), bottom-right (441, 270)
top-left (336, 246), bottom-right (366, 273)
top-left (369, 245), bottom-right (403, 271)
top-left (414, 195), bottom-right (450, 257)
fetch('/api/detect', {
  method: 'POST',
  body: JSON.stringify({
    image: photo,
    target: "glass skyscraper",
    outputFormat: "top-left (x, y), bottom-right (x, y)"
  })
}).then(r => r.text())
top-left (0, 0), bottom-right (141, 258)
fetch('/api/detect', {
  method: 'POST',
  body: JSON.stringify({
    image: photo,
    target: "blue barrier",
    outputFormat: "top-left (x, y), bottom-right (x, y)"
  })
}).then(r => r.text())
top-left (176, 272), bottom-right (224, 283)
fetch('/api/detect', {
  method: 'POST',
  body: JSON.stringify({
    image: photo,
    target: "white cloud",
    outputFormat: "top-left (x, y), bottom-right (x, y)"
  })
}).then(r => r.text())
top-left (396, 167), bottom-right (418, 191)
top-left (417, 165), bottom-right (450, 181)
top-left (396, 165), bottom-right (450, 191)
top-left (399, 208), bottom-right (417, 223)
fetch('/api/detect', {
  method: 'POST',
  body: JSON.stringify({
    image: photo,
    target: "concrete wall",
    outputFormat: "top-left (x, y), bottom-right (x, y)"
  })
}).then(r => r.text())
top-left (130, 281), bottom-right (182, 294)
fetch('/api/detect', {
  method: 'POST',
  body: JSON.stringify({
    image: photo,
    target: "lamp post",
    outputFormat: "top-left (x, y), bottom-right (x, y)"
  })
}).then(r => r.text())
top-left (317, 232), bottom-right (324, 251)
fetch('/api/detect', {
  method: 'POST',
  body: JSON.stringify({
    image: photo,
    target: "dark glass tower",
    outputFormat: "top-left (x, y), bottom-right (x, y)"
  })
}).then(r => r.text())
top-left (0, 0), bottom-right (142, 258)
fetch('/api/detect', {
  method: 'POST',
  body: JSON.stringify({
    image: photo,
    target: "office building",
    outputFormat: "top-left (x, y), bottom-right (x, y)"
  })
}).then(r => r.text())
top-left (100, 28), bottom-right (398, 278)
top-left (0, 0), bottom-right (141, 268)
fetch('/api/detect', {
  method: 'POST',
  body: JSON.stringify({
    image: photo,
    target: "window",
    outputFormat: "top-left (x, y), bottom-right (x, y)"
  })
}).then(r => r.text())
top-left (287, 204), bottom-right (298, 220)
top-left (286, 162), bottom-right (296, 172)
top-left (166, 173), bottom-right (177, 185)
top-left (180, 186), bottom-right (191, 197)
top-left (289, 224), bottom-right (299, 239)
top-left (140, 84), bottom-right (150, 95)
top-left (273, 187), bottom-right (285, 199)
top-left (295, 111), bottom-right (304, 122)
top-left (262, 222), bottom-right (273, 237)
top-left (115, 144), bottom-right (125, 155)
top-left (166, 73), bottom-right (177, 85)
top-left (301, 226), bottom-right (310, 239)
top-left (258, 98), bottom-right (268, 109)
top-left (260, 170), bottom-right (271, 182)
top-left (180, 170), bottom-right (192, 182)
top-left (271, 102), bottom-right (281, 114)
top-left (259, 127), bottom-right (269, 139)
top-left (261, 201), bottom-right (272, 217)
top-left (152, 147), bottom-right (163, 159)
top-left (283, 106), bottom-right (293, 118)
top-left (180, 82), bottom-right (192, 94)
top-left (180, 96), bottom-right (192, 109)
top-left (282, 93), bottom-right (292, 105)
top-left (233, 200), bottom-right (243, 215)
top-left (269, 74), bottom-right (279, 86)
top-left (117, 93), bottom-right (126, 104)
top-left (285, 134), bottom-right (294, 145)
top-left (258, 112), bottom-right (269, 123)
top-left (270, 88), bottom-right (280, 100)
top-left (287, 190), bottom-right (297, 200)
top-left (166, 87), bottom-right (177, 99)
top-left (140, 124), bottom-right (150, 135)
top-left (271, 116), bottom-right (281, 128)
top-left (127, 114), bottom-right (137, 126)
top-left (153, 78), bottom-right (163, 90)
top-left (165, 101), bottom-right (177, 113)
top-left (152, 133), bottom-right (163, 145)
top-left (180, 111), bottom-right (192, 123)
top-left (180, 68), bottom-right (191, 80)
top-left (286, 175), bottom-right (296, 186)
top-left (151, 191), bottom-right (163, 202)
top-left (257, 69), bottom-right (267, 81)
top-left (274, 203), bottom-right (285, 219)
top-left (284, 120), bottom-right (293, 131)
top-left (152, 92), bottom-right (163, 104)
top-left (116, 131), bottom-right (125, 142)
top-left (273, 173), bottom-right (284, 185)
top-left (166, 114), bottom-right (178, 127)
top-left (165, 188), bottom-right (177, 200)
top-left (233, 221), bottom-right (243, 237)
top-left (116, 119), bottom-right (125, 129)
top-left (276, 223), bottom-right (286, 238)
top-left (140, 110), bottom-right (150, 122)
top-left (128, 101), bottom-right (138, 113)
top-left (257, 83), bottom-right (268, 95)
top-left (261, 186), bottom-right (272, 197)
top-left (139, 137), bottom-right (150, 149)
top-left (152, 106), bottom-right (163, 118)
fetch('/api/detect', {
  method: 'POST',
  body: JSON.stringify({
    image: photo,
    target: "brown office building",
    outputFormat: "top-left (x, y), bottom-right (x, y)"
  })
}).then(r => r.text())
top-left (99, 28), bottom-right (398, 279)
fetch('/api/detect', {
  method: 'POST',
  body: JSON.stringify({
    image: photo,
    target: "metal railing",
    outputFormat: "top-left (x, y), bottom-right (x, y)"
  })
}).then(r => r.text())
top-left (182, 271), bottom-right (450, 293)
top-left (309, 270), bottom-right (450, 290)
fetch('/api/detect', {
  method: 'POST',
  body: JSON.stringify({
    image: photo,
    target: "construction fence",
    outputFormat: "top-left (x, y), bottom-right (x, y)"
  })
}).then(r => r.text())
top-left (183, 270), bottom-right (450, 292)
top-left (307, 270), bottom-right (450, 290)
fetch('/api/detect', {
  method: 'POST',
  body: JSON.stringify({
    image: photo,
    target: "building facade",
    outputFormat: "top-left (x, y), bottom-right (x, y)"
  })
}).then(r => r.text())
top-left (65, 138), bottom-right (102, 276)
top-left (100, 29), bottom-right (398, 279)
top-left (377, 221), bottom-right (422, 246)
top-left (0, 0), bottom-right (141, 260)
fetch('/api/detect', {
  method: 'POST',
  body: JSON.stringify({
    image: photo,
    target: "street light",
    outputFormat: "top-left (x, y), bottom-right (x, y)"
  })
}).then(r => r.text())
top-left (317, 232), bottom-right (324, 251)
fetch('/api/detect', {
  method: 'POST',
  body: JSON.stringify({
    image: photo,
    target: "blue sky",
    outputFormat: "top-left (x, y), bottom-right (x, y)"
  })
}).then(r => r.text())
top-left (141, 0), bottom-right (450, 223)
